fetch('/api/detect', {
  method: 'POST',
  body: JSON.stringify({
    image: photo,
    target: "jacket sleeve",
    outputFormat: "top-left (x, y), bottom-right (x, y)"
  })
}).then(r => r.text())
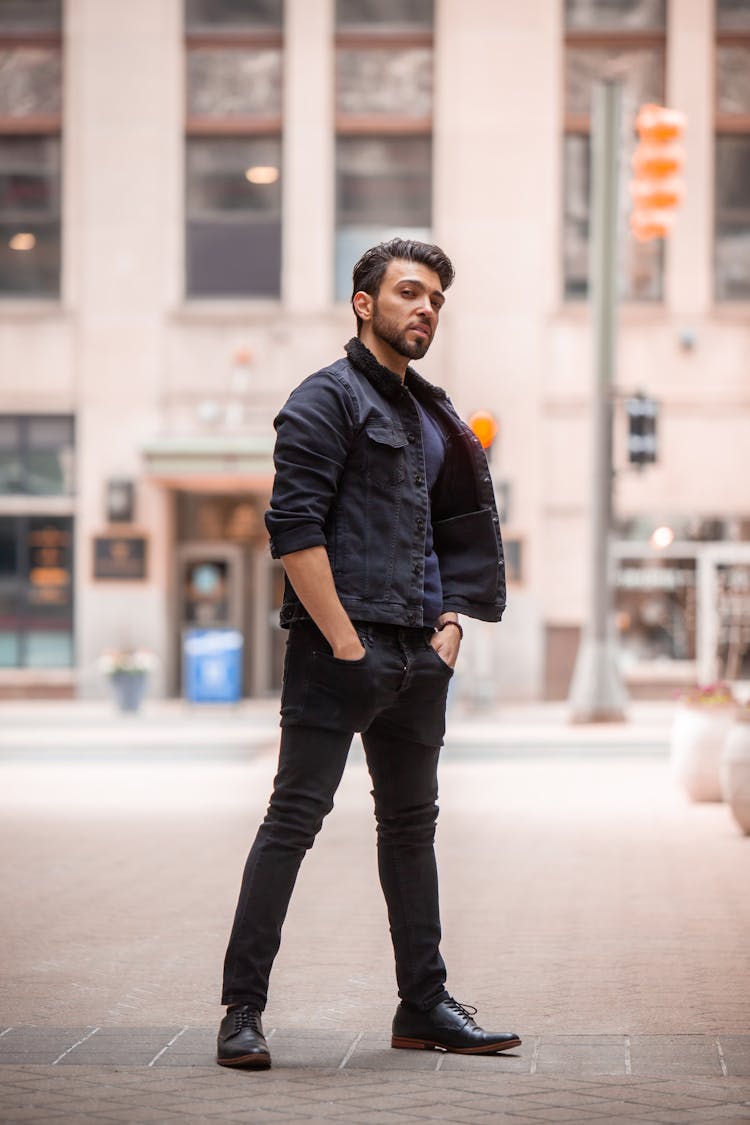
top-left (265, 370), bottom-right (358, 559)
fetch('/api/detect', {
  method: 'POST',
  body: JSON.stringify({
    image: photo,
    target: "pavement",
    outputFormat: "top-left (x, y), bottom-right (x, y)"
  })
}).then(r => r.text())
top-left (1, 697), bottom-right (749, 1124)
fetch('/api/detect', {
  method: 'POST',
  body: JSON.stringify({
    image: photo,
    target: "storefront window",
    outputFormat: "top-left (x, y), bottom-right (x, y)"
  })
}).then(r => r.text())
top-left (615, 558), bottom-right (697, 667)
top-left (0, 514), bottom-right (74, 668)
top-left (717, 564), bottom-right (750, 680)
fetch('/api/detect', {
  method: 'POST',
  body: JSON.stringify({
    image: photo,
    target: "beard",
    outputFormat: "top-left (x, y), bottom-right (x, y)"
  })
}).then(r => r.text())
top-left (371, 302), bottom-right (432, 360)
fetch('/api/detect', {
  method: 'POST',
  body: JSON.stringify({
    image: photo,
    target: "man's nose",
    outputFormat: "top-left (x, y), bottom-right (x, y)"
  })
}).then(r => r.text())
top-left (416, 296), bottom-right (434, 317)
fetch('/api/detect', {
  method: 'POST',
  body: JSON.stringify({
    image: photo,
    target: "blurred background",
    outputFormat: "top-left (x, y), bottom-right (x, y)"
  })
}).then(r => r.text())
top-left (0, 0), bottom-right (748, 706)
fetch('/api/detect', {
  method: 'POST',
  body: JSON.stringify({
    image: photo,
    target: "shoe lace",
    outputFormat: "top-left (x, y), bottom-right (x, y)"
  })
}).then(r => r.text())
top-left (444, 998), bottom-right (479, 1025)
top-left (233, 1007), bottom-right (262, 1035)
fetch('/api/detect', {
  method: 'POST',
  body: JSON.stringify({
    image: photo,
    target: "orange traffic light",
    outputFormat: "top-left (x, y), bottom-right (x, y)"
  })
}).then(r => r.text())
top-left (629, 103), bottom-right (686, 242)
top-left (468, 411), bottom-right (498, 451)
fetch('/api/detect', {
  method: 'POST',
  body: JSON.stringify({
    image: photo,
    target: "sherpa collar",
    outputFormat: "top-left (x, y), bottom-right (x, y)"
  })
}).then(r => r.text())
top-left (344, 337), bottom-right (447, 404)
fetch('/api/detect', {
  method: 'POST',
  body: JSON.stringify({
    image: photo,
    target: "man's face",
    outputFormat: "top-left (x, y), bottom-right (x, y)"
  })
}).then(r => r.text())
top-left (369, 260), bottom-right (445, 361)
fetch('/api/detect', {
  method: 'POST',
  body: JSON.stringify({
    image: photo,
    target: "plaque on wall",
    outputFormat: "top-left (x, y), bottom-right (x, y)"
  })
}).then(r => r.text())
top-left (93, 536), bottom-right (148, 581)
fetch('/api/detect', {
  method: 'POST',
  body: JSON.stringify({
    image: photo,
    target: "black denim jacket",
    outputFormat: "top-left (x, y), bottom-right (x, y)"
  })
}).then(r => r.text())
top-left (266, 338), bottom-right (506, 628)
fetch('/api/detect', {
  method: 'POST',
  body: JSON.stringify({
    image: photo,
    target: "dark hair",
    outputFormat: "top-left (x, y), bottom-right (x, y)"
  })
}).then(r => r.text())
top-left (351, 237), bottom-right (455, 333)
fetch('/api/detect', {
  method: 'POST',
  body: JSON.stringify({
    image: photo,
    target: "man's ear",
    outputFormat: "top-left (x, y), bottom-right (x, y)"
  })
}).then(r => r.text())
top-left (353, 290), bottom-right (374, 323)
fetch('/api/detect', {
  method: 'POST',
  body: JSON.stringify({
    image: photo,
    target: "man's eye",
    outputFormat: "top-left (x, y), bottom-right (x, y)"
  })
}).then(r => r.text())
top-left (402, 289), bottom-right (414, 297)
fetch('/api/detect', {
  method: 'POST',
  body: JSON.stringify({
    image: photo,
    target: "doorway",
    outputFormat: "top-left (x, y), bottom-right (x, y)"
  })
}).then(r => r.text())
top-left (172, 491), bottom-right (283, 698)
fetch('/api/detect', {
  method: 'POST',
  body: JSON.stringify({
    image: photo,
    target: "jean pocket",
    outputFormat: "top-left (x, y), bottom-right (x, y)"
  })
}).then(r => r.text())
top-left (305, 647), bottom-right (373, 731)
top-left (424, 639), bottom-right (455, 677)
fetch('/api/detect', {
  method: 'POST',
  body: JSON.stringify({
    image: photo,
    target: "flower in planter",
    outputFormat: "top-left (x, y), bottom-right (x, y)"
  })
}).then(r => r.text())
top-left (675, 682), bottom-right (737, 707)
top-left (97, 649), bottom-right (158, 676)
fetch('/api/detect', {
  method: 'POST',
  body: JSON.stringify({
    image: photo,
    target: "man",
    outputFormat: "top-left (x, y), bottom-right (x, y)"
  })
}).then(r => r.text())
top-left (217, 238), bottom-right (520, 1068)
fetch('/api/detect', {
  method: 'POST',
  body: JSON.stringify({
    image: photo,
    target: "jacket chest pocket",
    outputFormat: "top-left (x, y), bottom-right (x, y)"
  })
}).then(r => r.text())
top-left (365, 422), bottom-right (409, 489)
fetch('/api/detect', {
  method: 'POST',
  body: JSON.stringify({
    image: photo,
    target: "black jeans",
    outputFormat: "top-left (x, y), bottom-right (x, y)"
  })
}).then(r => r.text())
top-left (221, 620), bottom-right (454, 1012)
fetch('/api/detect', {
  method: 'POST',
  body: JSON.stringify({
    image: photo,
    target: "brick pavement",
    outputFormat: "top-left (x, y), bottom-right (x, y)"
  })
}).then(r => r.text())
top-left (1, 702), bottom-right (749, 1122)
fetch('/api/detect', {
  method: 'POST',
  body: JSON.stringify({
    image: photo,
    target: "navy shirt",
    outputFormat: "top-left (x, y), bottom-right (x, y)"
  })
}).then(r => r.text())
top-left (411, 394), bottom-right (446, 627)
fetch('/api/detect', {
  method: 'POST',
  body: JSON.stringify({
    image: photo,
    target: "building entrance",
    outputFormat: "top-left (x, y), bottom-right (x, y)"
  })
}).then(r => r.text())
top-left (172, 491), bottom-right (283, 698)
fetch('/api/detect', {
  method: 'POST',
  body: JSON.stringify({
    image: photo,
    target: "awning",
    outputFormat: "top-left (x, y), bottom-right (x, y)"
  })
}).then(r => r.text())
top-left (141, 434), bottom-right (274, 492)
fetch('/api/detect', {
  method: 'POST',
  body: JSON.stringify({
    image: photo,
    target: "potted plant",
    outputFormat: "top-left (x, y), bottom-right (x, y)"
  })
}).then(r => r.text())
top-left (720, 702), bottom-right (750, 835)
top-left (670, 683), bottom-right (737, 802)
top-left (98, 648), bottom-right (157, 714)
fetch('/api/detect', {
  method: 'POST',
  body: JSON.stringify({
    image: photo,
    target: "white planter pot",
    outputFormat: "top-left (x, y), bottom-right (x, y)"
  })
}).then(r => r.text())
top-left (720, 714), bottom-right (750, 835)
top-left (670, 703), bottom-right (737, 802)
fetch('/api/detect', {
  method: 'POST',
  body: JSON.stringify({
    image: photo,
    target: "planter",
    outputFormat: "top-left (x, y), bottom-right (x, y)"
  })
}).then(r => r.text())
top-left (720, 712), bottom-right (750, 835)
top-left (670, 702), bottom-right (737, 802)
top-left (109, 670), bottom-right (148, 714)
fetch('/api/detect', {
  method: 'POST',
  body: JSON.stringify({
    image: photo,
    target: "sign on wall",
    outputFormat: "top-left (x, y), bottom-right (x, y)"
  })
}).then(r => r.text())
top-left (93, 536), bottom-right (148, 581)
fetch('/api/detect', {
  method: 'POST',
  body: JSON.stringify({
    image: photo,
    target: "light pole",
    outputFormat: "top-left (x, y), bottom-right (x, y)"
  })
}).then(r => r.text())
top-left (568, 79), bottom-right (628, 723)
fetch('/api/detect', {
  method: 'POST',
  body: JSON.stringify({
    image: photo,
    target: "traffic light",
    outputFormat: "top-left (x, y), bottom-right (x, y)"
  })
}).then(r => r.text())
top-left (468, 411), bottom-right (498, 460)
top-left (629, 103), bottom-right (686, 242)
top-left (626, 394), bottom-right (658, 466)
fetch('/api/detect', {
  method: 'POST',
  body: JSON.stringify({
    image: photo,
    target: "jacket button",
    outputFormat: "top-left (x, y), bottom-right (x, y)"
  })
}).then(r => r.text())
top-left (416, 518), bottom-right (425, 529)
top-left (413, 563), bottom-right (422, 575)
top-left (415, 475), bottom-right (424, 485)
top-left (407, 433), bottom-right (416, 443)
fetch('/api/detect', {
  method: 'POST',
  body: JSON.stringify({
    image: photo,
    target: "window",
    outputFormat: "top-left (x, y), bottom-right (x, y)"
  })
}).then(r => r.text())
top-left (615, 557), bottom-right (697, 667)
top-left (0, 0), bottom-right (62, 297)
top-left (563, 0), bottom-right (666, 301)
top-left (0, 415), bottom-right (75, 495)
top-left (334, 0), bottom-right (433, 300)
top-left (185, 0), bottom-right (283, 297)
top-left (715, 0), bottom-right (750, 300)
top-left (0, 514), bottom-right (74, 668)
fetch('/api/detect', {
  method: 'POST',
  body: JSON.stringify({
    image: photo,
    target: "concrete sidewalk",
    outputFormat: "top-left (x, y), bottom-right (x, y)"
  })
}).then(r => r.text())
top-left (1, 700), bottom-right (749, 1122)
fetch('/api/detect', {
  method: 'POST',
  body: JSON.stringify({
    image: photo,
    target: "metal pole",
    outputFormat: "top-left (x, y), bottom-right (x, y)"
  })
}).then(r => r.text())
top-left (569, 79), bottom-right (628, 723)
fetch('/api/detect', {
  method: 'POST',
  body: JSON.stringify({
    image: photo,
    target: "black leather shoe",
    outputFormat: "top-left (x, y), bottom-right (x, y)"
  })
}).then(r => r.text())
top-left (392, 997), bottom-right (521, 1054)
top-left (216, 1005), bottom-right (271, 1068)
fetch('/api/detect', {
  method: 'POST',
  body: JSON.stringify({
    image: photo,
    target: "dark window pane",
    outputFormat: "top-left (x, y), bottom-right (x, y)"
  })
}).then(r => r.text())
top-left (337, 136), bottom-right (431, 226)
top-left (0, 0), bottom-right (62, 31)
top-left (717, 45), bottom-right (750, 115)
top-left (0, 415), bottom-right (74, 495)
top-left (337, 47), bottom-right (432, 116)
top-left (0, 47), bottom-right (62, 118)
top-left (717, 0), bottom-right (750, 30)
top-left (0, 136), bottom-right (61, 296)
top-left (565, 46), bottom-right (665, 115)
top-left (336, 0), bottom-right (433, 27)
top-left (186, 0), bottom-right (283, 29)
top-left (563, 133), bottom-right (662, 301)
top-left (27, 516), bottom-right (73, 625)
top-left (187, 48), bottom-right (282, 117)
top-left (715, 136), bottom-right (750, 300)
top-left (186, 137), bottom-right (281, 297)
top-left (565, 0), bottom-right (666, 30)
top-left (0, 515), bottom-right (18, 578)
top-left (0, 514), bottom-right (73, 668)
top-left (0, 419), bottom-right (21, 494)
top-left (335, 136), bottom-right (431, 299)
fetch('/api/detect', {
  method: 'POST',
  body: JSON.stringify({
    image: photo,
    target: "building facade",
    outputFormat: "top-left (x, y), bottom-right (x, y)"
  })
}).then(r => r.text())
top-left (0, 0), bottom-right (749, 702)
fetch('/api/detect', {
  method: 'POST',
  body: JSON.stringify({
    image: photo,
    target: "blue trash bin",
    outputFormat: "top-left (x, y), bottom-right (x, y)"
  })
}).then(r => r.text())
top-left (183, 628), bottom-right (243, 703)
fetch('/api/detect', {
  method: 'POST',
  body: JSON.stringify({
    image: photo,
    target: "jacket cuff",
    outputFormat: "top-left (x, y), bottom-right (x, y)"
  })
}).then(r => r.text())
top-left (269, 527), bottom-right (327, 560)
